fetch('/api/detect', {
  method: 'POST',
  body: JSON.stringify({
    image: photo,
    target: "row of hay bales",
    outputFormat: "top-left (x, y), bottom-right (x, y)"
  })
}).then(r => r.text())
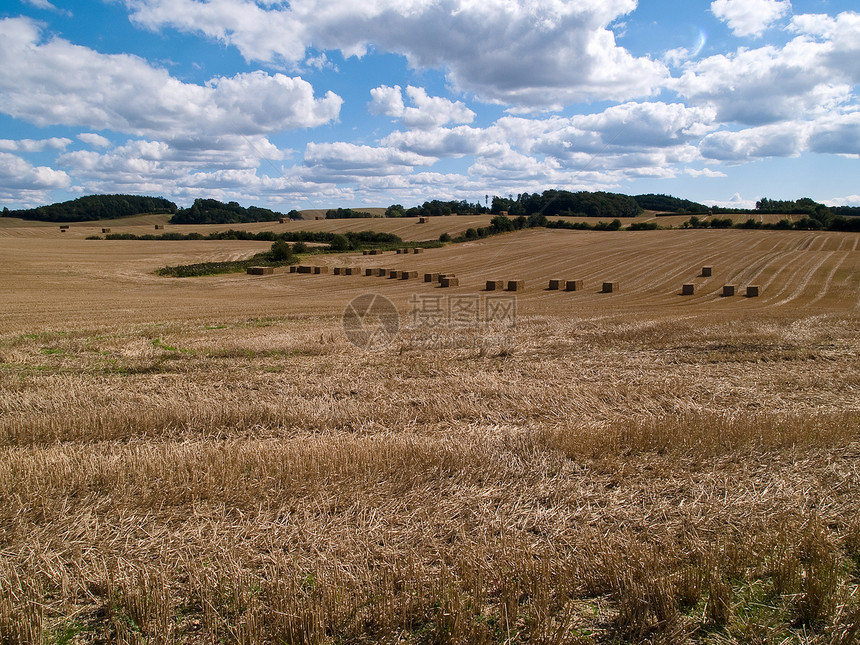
top-left (280, 265), bottom-right (459, 287)
top-left (680, 266), bottom-right (760, 297)
top-left (681, 284), bottom-right (760, 297)
top-left (395, 248), bottom-right (425, 254)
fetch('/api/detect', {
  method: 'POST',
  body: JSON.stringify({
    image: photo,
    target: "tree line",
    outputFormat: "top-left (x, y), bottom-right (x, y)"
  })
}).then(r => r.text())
top-left (5, 192), bottom-right (860, 225)
top-left (3, 194), bottom-right (176, 222)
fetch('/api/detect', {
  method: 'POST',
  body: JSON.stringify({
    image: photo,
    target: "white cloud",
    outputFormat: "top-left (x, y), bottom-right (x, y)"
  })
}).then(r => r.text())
top-left (0, 17), bottom-right (342, 138)
top-left (673, 37), bottom-right (853, 125)
top-left (368, 85), bottom-right (406, 118)
top-left (711, 0), bottom-right (791, 37)
top-left (686, 167), bottom-right (728, 178)
top-left (0, 152), bottom-right (71, 192)
top-left (302, 142), bottom-right (436, 183)
top-left (370, 85), bottom-right (475, 129)
top-left (699, 123), bottom-right (807, 161)
top-left (122, 0), bottom-right (668, 109)
top-left (0, 138), bottom-right (71, 152)
top-left (77, 133), bottom-right (112, 148)
top-left (823, 195), bottom-right (860, 207)
top-left (807, 112), bottom-right (860, 155)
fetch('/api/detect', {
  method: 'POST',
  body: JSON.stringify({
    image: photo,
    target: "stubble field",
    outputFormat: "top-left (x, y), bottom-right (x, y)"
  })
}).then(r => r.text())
top-left (0, 221), bottom-right (858, 644)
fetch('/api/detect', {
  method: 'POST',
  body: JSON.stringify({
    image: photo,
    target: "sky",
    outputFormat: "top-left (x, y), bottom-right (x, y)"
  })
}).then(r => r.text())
top-left (0, 0), bottom-right (858, 212)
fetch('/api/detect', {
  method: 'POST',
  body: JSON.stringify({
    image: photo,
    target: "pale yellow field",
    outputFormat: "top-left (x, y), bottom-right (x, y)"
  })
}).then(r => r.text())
top-left (1, 224), bottom-right (858, 643)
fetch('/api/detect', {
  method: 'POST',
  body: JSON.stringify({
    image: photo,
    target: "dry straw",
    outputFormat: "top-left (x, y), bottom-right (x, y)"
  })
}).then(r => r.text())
top-left (548, 279), bottom-right (564, 290)
top-left (602, 282), bottom-right (619, 293)
top-left (746, 285), bottom-right (761, 297)
top-left (314, 266), bottom-right (330, 275)
top-left (701, 266), bottom-right (713, 277)
top-left (401, 271), bottom-right (419, 280)
top-left (440, 276), bottom-right (459, 287)
top-left (425, 273), bottom-right (440, 283)
top-left (682, 284), bottom-right (695, 295)
top-left (722, 285), bottom-right (735, 297)
top-left (485, 280), bottom-right (504, 291)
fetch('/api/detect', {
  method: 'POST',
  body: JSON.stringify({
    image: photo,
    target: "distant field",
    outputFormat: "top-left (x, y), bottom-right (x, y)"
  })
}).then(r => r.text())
top-left (1, 225), bottom-right (858, 643)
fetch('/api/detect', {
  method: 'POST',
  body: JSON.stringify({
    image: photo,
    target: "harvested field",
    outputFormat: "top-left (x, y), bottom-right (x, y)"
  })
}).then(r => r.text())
top-left (0, 225), bottom-right (858, 644)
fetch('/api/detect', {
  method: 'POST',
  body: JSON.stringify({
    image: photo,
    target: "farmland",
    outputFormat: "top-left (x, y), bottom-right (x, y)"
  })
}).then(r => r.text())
top-left (0, 219), bottom-right (858, 643)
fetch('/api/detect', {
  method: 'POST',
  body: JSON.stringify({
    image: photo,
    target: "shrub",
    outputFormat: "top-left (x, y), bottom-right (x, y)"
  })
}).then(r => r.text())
top-left (269, 240), bottom-right (294, 262)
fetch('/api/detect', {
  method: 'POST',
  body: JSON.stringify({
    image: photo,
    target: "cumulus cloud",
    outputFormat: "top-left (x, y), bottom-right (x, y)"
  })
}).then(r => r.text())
top-left (0, 17), bottom-right (342, 138)
top-left (807, 112), bottom-right (860, 155)
top-left (78, 133), bottom-right (112, 148)
top-left (0, 138), bottom-right (71, 152)
top-left (699, 123), bottom-right (807, 161)
top-left (369, 85), bottom-right (475, 129)
top-left (0, 152), bottom-right (71, 192)
top-left (711, 0), bottom-right (791, 37)
top-left (673, 37), bottom-right (854, 126)
top-left (122, 0), bottom-right (668, 108)
top-left (303, 142), bottom-right (435, 181)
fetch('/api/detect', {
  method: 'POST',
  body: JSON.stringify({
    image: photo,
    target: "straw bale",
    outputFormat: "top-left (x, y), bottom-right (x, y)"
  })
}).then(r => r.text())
top-left (565, 280), bottom-right (583, 291)
top-left (701, 266), bottom-right (713, 277)
top-left (506, 280), bottom-right (525, 292)
top-left (548, 279), bottom-right (564, 290)
top-left (682, 283), bottom-right (695, 295)
top-left (440, 277), bottom-right (460, 287)
top-left (314, 266), bottom-right (330, 274)
top-left (247, 266), bottom-right (273, 275)
top-left (745, 285), bottom-right (760, 297)
top-left (722, 285), bottom-right (735, 297)
top-left (401, 270), bottom-right (419, 279)
top-left (485, 280), bottom-right (504, 291)
top-left (425, 273), bottom-right (440, 282)
top-left (602, 282), bottom-right (619, 293)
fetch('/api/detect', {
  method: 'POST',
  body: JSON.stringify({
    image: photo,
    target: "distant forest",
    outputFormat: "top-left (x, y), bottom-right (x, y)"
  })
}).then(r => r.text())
top-left (3, 194), bottom-right (176, 222)
top-left (4, 191), bottom-right (859, 229)
top-left (169, 199), bottom-right (300, 224)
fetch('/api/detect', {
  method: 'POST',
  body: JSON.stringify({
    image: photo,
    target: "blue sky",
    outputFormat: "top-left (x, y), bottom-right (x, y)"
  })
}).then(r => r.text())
top-left (1, 0), bottom-right (858, 211)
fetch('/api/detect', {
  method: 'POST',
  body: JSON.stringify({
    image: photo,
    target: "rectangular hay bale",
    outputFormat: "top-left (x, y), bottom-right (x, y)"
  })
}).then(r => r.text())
top-left (247, 266), bottom-right (273, 275)
top-left (425, 273), bottom-right (440, 282)
top-left (289, 265), bottom-right (298, 273)
top-left (506, 280), bottom-right (525, 292)
top-left (701, 266), bottom-right (713, 277)
top-left (745, 285), bottom-right (760, 297)
top-left (297, 265), bottom-right (313, 274)
top-left (682, 283), bottom-right (695, 295)
top-left (548, 279), bottom-right (564, 290)
top-left (389, 270), bottom-right (401, 279)
top-left (440, 277), bottom-right (460, 287)
top-left (602, 282), bottom-right (619, 293)
top-left (314, 266), bottom-right (330, 274)
top-left (722, 284), bottom-right (735, 297)
top-left (565, 280), bottom-right (583, 291)
top-left (401, 270), bottom-right (419, 279)
top-left (485, 280), bottom-right (504, 291)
